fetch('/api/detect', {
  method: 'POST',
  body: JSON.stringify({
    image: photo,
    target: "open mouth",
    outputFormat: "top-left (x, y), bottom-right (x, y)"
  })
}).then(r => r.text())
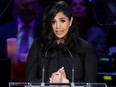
top-left (56, 30), bottom-right (64, 35)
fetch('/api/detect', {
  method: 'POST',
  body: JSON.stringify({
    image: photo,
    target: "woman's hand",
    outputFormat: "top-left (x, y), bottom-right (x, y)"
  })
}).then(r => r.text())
top-left (49, 67), bottom-right (69, 83)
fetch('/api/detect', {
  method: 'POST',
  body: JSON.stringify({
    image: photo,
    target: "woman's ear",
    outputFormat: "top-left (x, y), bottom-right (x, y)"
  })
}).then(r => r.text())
top-left (69, 17), bottom-right (73, 26)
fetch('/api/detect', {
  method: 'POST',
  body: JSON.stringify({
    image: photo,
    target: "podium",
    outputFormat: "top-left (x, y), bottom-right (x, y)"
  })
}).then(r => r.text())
top-left (9, 82), bottom-right (107, 87)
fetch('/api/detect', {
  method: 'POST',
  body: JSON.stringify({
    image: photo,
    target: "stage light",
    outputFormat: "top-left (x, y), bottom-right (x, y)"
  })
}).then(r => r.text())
top-left (103, 75), bottom-right (112, 81)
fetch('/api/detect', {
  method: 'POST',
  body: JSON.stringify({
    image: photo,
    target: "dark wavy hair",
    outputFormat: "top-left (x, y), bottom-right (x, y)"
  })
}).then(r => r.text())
top-left (40, 0), bottom-right (79, 49)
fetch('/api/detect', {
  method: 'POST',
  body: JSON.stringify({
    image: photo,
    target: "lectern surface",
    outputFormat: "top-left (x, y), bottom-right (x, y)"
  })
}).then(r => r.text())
top-left (9, 82), bottom-right (107, 87)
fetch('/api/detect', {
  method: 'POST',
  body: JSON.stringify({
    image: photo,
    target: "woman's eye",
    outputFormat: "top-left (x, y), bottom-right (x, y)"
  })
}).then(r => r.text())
top-left (60, 20), bottom-right (65, 23)
top-left (51, 20), bottom-right (55, 24)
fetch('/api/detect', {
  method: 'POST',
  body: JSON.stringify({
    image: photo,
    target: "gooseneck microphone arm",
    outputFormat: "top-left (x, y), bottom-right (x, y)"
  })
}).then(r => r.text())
top-left (41, 43), bottom-right (75, 87)
top-left (41, 44), bottom-right (56, 87)
top-left (60, 44), bottom-right (75, 87)
top-left (41, 65), bottom-right (45, 87)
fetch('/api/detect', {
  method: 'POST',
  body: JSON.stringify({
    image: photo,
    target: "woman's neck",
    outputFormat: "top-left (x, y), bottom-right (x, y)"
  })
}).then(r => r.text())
top-left (56, 39), bottom-right (64, 44)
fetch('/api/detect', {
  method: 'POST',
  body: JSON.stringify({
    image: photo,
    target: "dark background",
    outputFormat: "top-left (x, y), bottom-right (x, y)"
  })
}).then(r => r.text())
top-left (0, 0), bottom-right (116, 87)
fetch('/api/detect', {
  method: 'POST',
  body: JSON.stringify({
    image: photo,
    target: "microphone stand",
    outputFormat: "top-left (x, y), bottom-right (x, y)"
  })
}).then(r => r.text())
top-left (41, 66), bottom-right (45, 87)
top-left (41, 43), bottom-right (75, 87)
top-left (41, 44), bottom-right (55, 87)
top-left (71, 67), bottom-right (75, 87)
top-left (60, 44), bottom-right (75, 87)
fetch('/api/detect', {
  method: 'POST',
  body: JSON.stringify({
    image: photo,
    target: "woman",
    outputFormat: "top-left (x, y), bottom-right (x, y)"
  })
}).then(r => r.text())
top-left (26, 0), bottom-right (97, 83)
top-left (71, 0), bottom-right (106, 57)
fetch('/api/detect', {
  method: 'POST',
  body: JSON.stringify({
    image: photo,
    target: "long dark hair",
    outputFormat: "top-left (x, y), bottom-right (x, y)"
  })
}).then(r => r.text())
top-left (40, 0), bottom-right (79, 50)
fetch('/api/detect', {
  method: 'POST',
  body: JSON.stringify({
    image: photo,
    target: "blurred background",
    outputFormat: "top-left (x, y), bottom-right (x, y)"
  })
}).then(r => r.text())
top-left (0, 0), bottom-right (116, 87)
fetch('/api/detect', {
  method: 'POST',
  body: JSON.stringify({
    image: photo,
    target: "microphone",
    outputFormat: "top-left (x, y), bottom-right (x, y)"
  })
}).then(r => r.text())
top-left (59, 44), bottom-right (75, 87)
top-left (41, 65), bottom-right (45, 87)
top-left (41, 43), bottom-right (57, 87)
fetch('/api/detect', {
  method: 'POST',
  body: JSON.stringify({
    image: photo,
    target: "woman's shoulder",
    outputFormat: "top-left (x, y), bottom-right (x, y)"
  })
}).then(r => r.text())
top-left (32, 38), bottom-right (43, 48)
top-left (77, 37), bottom-right (94, 50)
top-left (78, 37), bottom-right (90, 45)
top-left (76, 38), bottom-right (96, 56)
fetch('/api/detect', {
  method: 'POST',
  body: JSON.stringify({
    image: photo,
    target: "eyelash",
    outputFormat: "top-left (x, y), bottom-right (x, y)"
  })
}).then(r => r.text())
top-left (51, 20), bottom-right (65, 24)
top-left (51, 21), bottom-right (55, 24)
top-left (60, 20), bottom-right (65, 23)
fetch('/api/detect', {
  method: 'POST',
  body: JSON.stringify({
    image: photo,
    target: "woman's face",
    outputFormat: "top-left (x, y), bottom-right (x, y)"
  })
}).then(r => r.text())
top-left (52, 12), bottom-right (73, 40)
top-left (71, 0), bottom-right (87, 18)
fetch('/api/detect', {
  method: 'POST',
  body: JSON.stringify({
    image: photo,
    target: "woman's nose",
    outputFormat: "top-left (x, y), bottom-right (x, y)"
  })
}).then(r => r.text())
top-left (56, 23), bottom-right (61, 29)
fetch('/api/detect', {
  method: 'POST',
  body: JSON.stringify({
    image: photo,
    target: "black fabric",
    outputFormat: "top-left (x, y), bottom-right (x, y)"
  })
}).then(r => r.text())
top-left (26, 38), bottom-right (98, 83)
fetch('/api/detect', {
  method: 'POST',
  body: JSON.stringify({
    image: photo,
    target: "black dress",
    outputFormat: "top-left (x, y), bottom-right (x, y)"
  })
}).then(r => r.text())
top-left (26, 38), bottom-right (98, 83)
